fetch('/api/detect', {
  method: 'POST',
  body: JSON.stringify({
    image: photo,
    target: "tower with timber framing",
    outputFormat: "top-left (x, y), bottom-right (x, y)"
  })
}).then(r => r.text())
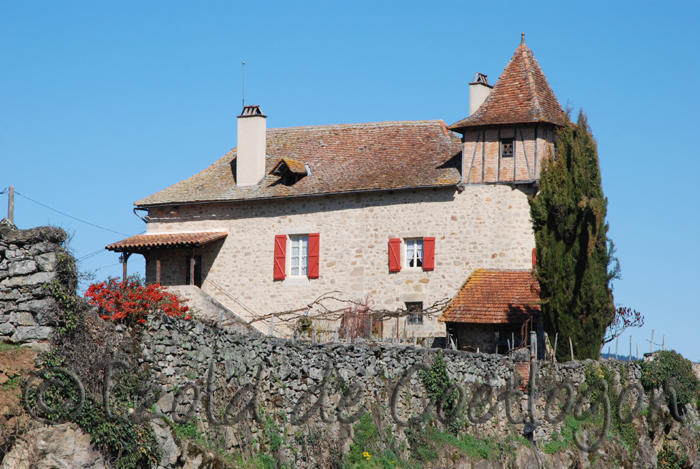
top-left (449, 34), bottom-right (567, 187)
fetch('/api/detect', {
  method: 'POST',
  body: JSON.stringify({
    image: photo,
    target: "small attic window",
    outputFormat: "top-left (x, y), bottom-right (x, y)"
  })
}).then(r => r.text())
top-left (270, 157), bottom-right (308, 186)
top-left (282, 173), bottom-right (302, 186)
top-left (501, 138), bottom-right (514, 158)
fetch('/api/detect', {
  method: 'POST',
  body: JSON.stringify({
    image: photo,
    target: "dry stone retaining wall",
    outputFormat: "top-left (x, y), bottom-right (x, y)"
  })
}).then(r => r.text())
top-left (0, 223), bottom-right (66, 348)
top-left (138, 315), bottom-right (700, 468)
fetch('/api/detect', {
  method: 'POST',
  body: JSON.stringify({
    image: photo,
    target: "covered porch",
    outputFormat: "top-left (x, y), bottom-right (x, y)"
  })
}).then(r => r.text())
top-left (105, 231), bottom-right (227, 285)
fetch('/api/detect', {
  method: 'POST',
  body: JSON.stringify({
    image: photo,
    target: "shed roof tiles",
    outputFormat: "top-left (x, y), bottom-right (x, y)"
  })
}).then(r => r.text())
top-left (106, 232), bottom-right (227, 252)
top-left (449, 39), bottom-right (567, 131)
top-left (440, 269), bottom-right (541, 324)
top-left (136, 120), bottom-right (462, 207)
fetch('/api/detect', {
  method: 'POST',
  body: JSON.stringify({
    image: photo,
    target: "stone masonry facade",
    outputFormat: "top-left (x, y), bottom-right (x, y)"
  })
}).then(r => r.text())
top-left (142, 183), bottom-right (536, 338)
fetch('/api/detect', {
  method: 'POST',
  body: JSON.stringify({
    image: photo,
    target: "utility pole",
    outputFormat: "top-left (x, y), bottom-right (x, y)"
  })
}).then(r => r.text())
top-left (7, 186), bottom-right (14, 224)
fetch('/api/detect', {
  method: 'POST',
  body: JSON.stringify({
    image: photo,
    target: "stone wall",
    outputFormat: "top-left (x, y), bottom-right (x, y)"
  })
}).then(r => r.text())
top-left (0, 222), bottom-right (66, 349)
top-left (137, 315), bottom-right (700, 469)
top-left (143, 183), bottom-right (537, 337)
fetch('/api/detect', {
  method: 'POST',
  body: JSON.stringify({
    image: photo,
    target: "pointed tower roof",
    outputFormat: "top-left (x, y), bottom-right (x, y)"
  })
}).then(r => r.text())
top-left (449, 35), bottom-right (567, 131)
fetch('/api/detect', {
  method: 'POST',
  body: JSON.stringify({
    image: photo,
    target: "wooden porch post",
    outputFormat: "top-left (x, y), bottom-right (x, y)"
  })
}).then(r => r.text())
top-left (156, 250), bottom-right (162, 284)
top-left (189, 248), bottom-right (195, 286)
top-left (122, 252), bottom-right (132, 281)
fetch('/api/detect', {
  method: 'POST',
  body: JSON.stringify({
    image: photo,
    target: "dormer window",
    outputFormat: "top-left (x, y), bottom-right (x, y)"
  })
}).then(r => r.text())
top-left (270, 157), bottom-right (308, 186)
top-left (282, 173), bottom-right (301, 186)
top-left (501, 138), bottom-right (514, 158)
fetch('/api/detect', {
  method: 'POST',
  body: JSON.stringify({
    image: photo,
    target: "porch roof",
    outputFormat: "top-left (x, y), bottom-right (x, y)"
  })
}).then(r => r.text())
top-left (106, 231), bottom-right (227, 252)
top-left (440, 269), bottom-right (541, 324)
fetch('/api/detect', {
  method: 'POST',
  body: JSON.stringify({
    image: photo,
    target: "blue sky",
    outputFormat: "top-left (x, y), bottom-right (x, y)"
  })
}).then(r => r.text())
top-left (2, 1), bottom-right (699, 360)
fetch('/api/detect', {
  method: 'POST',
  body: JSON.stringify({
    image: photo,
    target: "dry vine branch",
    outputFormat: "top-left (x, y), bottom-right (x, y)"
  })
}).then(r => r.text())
top-left (249, 290), bottom-right (451, 334)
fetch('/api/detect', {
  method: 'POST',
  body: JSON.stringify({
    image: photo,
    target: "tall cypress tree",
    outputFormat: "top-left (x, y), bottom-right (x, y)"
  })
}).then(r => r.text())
top-left (529, 111), bottom-right (617, 361)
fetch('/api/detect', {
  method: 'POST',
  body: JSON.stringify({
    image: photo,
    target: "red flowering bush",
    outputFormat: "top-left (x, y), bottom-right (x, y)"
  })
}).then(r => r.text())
top-left (85, 275), bottom-right (191, 326)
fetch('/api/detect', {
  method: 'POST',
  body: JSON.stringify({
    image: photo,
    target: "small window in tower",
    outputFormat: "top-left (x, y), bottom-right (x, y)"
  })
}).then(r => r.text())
top-left (501, 138), bottom-right (514, 158)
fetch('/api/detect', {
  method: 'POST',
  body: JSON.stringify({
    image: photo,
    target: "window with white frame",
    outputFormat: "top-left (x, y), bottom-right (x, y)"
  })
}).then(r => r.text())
top-left (406, 239), bottom-right (423, 268)
top-left (290, 235), bottom-right (308, 277)
top-left (406, 302), bottom-right (423, 325)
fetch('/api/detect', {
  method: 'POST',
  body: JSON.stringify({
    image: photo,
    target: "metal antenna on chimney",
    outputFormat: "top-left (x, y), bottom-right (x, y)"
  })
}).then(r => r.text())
top-left (242, 62), bottom-right (246, 110)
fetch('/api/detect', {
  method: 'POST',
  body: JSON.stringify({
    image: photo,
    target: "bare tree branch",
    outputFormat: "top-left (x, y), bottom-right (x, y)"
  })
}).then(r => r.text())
top-left (603, 306), bottom-right (644, 345)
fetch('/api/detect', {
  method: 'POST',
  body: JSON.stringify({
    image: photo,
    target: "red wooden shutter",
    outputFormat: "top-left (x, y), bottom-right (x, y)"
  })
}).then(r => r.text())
top-left (274, 235), bottom-right (287, 280)
top-left (423, 237), bottom-right (435, 271)
top-left (532, 248), bottom-right (537, 268)
top-left (308, 233), bottom-right (320, 278)
top-left (389, 238), bottom-right (401, 272)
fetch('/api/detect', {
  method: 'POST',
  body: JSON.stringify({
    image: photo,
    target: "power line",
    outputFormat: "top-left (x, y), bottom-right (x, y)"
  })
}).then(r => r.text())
top-left (78, 231), bottom-right (147, 264)
top-left (78, 249), bottom-right (108, 262)
top-left (77, 230), bottom-right (146, 262)
top-left (94, 263), bottom-right (120, 272)
top-left (9, 190), bottom-right (131, 237)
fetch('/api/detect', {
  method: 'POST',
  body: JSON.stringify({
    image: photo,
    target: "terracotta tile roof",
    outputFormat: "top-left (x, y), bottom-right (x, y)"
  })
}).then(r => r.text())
top-left (270, 157), bottom-right (308, 176)
top-left (106, 232), bottom-right (227, 251)
top-left (135, 120), bottom-right (462, 207)
top-left (449, 40), bottom-right (567, 131)
top-left (440, 269), bottom-right (541, 324)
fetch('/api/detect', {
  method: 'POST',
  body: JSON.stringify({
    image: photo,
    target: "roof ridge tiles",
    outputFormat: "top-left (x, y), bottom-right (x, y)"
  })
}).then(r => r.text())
top-left (268, 119), bottom-right (447, 133)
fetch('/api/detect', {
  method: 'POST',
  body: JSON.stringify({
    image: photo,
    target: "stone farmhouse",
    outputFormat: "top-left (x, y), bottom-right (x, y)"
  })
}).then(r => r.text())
top-left (107, 36), bottom-right (566, 345)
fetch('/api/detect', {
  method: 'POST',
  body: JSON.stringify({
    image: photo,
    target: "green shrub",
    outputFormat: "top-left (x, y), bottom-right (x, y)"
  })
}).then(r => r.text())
top-left (419, 353), bottom-right (459, 430)
top-left (542, 435), bottom-right (568, 455)
top-left (419, 353), bottom-right (451, 403)
top-left (657, 439), bottom-right (691, 469)
top-left (430, 431), bottom-right (501, 460)
top-left (254, 454), bottom-right (276, 469)
top-left (171, 419), bottom-right (201, 441)
top-left (541, 416), bottom-right (580, 454)
top-left (346, 413), bottom-right (378, 465)
top-left (263, 416), bottom-right (283, 453)
top-left (641, 351), bottom-right (700, 406)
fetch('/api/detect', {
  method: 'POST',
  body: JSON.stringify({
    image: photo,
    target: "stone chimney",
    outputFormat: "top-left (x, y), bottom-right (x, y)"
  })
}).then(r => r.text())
top-left (469, 73), bottom-right (493, 116)
top-left (236, 105), bottom-right (267, 186)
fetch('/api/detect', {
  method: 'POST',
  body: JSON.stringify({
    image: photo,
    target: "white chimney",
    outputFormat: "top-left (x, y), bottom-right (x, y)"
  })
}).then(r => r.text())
top-left (236, 105), bottom-right (267, 186)
top-left (469, 73), bottom-right (493, 116)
